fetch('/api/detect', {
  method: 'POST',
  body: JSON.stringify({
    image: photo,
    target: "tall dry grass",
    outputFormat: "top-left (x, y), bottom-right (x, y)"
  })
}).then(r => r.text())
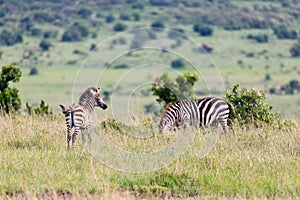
top-left (0, 115), bottom-right (299, 199)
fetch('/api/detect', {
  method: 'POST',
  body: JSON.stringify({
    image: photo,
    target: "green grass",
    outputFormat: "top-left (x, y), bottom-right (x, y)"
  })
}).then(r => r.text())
top-left (1, 115), bottom-right (299, 199)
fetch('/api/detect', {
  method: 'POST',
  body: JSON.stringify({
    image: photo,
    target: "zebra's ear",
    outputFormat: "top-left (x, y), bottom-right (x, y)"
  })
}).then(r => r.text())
top-left (59, 104), bottom-right (66, 113)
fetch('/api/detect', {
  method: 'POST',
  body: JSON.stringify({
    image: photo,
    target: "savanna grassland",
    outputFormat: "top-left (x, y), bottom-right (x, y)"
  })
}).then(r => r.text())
top-left (0, 115), bottom-right (299, 199)
top-left (0, 0), bottom-right (300, 199)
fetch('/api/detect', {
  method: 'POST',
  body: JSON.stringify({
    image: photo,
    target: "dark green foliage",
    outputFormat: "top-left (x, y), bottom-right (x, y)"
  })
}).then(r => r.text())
top-left (90, 43), bottom-right (97, 51)
top-left (114, 64), bottom-right (129, 69)
top-left (290, 40), bottom-right (300, 57)
top-left (201, 44), bottom-right (213, 53)
top-left (119, 13), bottom-right (131, 21)
top-left (101, 118), bottom-right (131, 133)
top-left (273, 25), bottom-right (298, 39)
top-left (151, 21), bottom-right (165, 30)
top-left (29, 67), bottom-right (38, 76)
top-left (246, 34), bottom-right (269, 43)
top-left (0, 65), bottom-right (22, 114)
top-left (171, 59), bottom-right (185, 69)
top-left (39, 40), bottom-right (52, 51)
top-left (225, 84), bottom-right (277, 126)
top-left (26, 100), bottom-right (53, 116)
top-left (33, 12), bottom-right (55, 23)
top-left (193, 24), bottom-right (213, 36)
top-left (132, 12), bottom-right (140, 21)
top-left (0, 29), bottom-right (23, 46)
top-left (77, 8), bottom-right (92, 19)
top-left (43, 30), bottom-right (58, 39)
top-left (30, 27), bottom-right (42, 37)
top-left (113, 23), bottom-right (127, 32)
top-left (152, 72), bottom-right (199, 107)
top-left (272, 79), bottom-right (300, 94)
top-left (105, 14), bottom-right (115, 23)
top-left (61, 22), bottom-right (89, 42)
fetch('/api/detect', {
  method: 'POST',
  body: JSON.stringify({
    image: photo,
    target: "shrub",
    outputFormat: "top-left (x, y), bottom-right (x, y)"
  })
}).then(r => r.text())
top-left (43, 30), bottom-right (58, 39)
top-left (193, 24), bottom-right (213, 36)
top-left (119, 13), bottom-right (131, 21)
top-left (171, 59), bottom-right (185, 69)
top-left (30, 27), bottom-right (42, 37)
top-left (29, 67), bottom-right (38, 76)
top-left (0, 65), bottom-right (22, 114)
top-left (114, 64), bottom-right (129, 69)
top-left (113, 23), bottom-right (127, 32)
top-left (290, 40), bottom-right (300, 57)
top-left (151, 21), bottom-right (165, 32)
top-left (39, 40), bottom-right (52, 51)
top-left (61, 22), bottom-right (89, 42)
top-left (0, 29), bottom-right (23, 46)
top-left (225, 84), bottom-right (277, 126)
top-left (273, 25), bottom-right (298, 39)
top-left (246, 34), bottom-right (269, 43)
top-left (151, 72), bottom-right (199, 107)
top-left (105, 14), bottom-right (115, 23)
top-left (26, 100), bottom-right (53, 116)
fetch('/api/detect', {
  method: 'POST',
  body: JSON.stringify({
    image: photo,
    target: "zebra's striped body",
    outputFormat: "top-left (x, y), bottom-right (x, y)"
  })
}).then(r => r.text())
top-left (159, 97), bottom-right (229, 133)
top-left (60, 87), bottom-right (108, 150)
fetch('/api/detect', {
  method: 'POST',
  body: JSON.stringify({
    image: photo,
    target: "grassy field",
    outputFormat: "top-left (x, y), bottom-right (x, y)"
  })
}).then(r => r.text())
top-left (0, 115), bottom-right (299, 199)
top-left (1, 1), bottom-right (300, 198)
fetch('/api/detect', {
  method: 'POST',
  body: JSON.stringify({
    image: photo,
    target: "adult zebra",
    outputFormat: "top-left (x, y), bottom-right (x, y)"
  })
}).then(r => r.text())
top-left (60, 87), bottom-right (108, 150)
top-left (159, 97), bottom-right (229, 134)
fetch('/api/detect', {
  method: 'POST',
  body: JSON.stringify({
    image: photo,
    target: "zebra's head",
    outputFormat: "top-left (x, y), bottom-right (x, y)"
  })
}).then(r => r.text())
top-left (90, 87), bottom-right (108, 110)
top-left (158, 113), bottom-right (175, 134)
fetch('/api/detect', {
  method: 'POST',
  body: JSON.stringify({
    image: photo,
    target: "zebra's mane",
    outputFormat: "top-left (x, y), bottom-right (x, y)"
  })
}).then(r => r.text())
top-left (78, 87), bottom-right (97, 107)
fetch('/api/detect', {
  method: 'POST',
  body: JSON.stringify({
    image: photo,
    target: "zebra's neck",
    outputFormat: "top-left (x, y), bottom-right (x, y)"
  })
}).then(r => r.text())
top-left (79, 100), bottom-right (95, 113)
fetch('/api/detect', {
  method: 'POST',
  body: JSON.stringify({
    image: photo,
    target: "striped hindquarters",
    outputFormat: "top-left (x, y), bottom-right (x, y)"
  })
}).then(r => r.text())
top-left (64, 104), bottom-right (85, 129)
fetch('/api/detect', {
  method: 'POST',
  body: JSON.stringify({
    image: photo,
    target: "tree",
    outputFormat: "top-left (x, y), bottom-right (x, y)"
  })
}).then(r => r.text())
top-left (290, 40), bottom-right (300, 57)
top-left (193, 24), bottom-right (213, 36)
top-left (61, 22), bottom-right (89, 42)
top-left (113, 23), bottom-right (127, 32)
top-left (39, 39), bottom-right (52, 51)
top-left (152, 72), bottom-right (199, 107)
top-left (0, 64), bottom-right (22, 114)
top-left (171, 59), bottom-right (185, 69)
top-left (273, 25), bottom-right (298, 39)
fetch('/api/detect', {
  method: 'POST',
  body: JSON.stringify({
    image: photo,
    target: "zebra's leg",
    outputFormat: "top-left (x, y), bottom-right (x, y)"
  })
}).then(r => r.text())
top-left (81, 129), bottom-right (86, 144)
top-left (218, 119), bottom-right (229, 133)
top-left (87, 127), bottom-right (92, 143)
top-left (67, 126), bottom-right (72, 150)
top-left (72, 126), bottom-right (80, 150)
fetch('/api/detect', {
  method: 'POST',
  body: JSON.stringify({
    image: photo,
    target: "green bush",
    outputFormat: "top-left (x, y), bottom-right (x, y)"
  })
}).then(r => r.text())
top-left (0, 29), bottom-right (23, 46)
top-left (151, 72), bottom-right (198, 107)
top-left (61, 22), bottom-right (89, 42)
top-left (39, 40), bottom-right (52, 51)
top-left (26, 100), bottom-right (53, 116)
top-left (0, 65), bottom-right (22, 114)
top-left (171, 59), bottom-right (185, 69)
top-left (113, 23), bottom-right (127, 32)
top-left (273, 25), bottom-right (298, 39)
top-left (193, 24), bottom-right (213, 36)
top-left (225, 84), bottom-right (277, 126)
top-left (246, 34), bottom-right (269, 43)
top-left (290, 40), bottom-right (300, 57)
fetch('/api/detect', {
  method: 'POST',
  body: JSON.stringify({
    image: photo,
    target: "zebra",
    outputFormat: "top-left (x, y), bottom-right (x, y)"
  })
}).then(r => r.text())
top-left (59, 87), bottom-right (108, 150)
top-left (159, 97), bottom-right (229, 134)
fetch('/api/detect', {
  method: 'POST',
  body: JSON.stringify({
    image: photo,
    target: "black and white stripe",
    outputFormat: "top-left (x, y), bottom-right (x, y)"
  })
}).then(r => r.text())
top-left (60, 87), bottom-right (108, 150)
top-left (159, 97), bottom-right (229, 133)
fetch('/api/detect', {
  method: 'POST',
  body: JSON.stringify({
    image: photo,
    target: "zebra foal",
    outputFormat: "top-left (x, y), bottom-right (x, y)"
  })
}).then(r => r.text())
top-left (159, 97), bottom-right (229, 134)
top-left (60, 87), bottom-right (108, 150)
